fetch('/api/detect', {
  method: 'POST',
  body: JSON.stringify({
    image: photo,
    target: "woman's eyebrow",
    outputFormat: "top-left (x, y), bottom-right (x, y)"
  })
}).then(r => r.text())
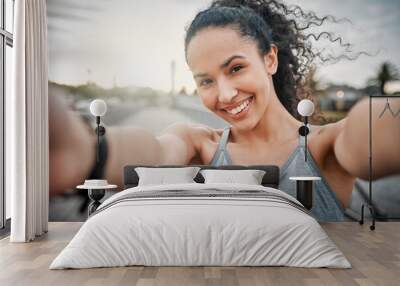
top-left (220, 55), bottom-right (245, 69)
top-left (194, 55), bottom-right (246, 79)
top-left (194, 72), bottom-right (208, 79)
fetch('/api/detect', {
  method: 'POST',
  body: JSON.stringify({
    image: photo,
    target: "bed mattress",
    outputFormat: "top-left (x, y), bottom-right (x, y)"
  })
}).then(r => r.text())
top-left (50, 183), bottom-right (351, 269)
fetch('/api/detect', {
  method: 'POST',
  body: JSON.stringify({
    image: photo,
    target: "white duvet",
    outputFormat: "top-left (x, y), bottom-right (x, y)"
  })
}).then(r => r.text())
top-left (50, 183), bottom-right (351, 269)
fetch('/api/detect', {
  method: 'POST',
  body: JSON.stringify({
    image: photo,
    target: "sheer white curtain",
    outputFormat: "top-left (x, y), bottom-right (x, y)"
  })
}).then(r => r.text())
top-left (7, 0), bottom-right (49, 242)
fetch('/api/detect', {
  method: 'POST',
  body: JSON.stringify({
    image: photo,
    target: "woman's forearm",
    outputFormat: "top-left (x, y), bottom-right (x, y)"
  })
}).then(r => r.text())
top-left (334, 97), bottom-right (400, 180)
top-left (104, 123), bottom-right (195, 188)
top-left (104, 127), bottom-right (165, 188)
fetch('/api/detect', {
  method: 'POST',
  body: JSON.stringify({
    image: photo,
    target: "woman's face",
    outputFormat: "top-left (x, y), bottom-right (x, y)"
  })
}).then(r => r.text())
top-left (186, 26), bottom-right (278, 131)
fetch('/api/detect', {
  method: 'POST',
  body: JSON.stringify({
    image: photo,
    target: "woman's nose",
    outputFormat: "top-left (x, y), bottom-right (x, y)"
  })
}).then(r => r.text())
top-left (217, 80), bottom-right (238, 103)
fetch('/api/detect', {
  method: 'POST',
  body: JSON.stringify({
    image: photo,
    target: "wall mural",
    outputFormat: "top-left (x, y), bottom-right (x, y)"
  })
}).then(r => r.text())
top-left (47, 0), bottom-right (400, 222)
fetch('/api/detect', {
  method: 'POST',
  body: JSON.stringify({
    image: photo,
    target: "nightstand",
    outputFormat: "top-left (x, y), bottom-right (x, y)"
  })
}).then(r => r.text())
top-left (289, 176), bottom-right (321, 210)
top-left (76, 183), bottom-right (117, 216)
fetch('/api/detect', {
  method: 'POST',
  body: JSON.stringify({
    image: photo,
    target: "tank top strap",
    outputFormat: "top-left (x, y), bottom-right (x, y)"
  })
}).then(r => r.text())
top-left (209, 126), bottom-right (233, 166)
top-left (299, 134), bottom-right (306, 147)
top-left (218, 126), bottom-right (231, 150)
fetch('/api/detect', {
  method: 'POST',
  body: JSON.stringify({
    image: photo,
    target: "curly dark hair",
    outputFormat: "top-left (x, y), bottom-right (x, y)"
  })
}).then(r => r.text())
top-left (184, 0), bottom-right (364, 118)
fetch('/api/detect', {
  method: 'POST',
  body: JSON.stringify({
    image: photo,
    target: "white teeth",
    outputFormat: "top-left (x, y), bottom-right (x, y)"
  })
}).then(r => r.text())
top-left (226, 99), bottom-right (250, 115)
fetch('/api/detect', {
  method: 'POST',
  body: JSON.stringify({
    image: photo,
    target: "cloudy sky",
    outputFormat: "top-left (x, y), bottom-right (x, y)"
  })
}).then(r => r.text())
top-left (47, 0), bottom-right (400, 92)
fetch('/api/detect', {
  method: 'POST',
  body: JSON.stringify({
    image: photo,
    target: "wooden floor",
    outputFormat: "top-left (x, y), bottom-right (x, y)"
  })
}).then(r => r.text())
top-left (0, 222), bottom-right (399, 286)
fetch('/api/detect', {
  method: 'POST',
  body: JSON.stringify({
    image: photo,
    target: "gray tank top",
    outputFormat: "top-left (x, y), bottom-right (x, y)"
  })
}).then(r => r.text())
top-left (209, 126), bottom-right (345, 221)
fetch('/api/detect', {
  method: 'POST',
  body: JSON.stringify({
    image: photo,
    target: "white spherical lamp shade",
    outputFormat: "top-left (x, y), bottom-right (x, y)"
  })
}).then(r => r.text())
top-left (297, 99), bottom-right (314, 117)
top-left (90, 99), bottom-right (107, 117)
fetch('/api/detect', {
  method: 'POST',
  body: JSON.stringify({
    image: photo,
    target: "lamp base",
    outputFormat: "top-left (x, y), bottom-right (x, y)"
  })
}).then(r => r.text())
top-left (296, 180), bottom-right (313, 210)
top-left (359, 203), bottom-right (376, 231)
top-left (88, 189), bottom-right (106, 216)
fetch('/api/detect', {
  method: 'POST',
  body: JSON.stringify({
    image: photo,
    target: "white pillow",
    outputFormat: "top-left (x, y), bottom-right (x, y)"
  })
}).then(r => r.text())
top-left (200, 169), bottom-right (266, 185)
top-left (135, 167), bottom-right (201, 186)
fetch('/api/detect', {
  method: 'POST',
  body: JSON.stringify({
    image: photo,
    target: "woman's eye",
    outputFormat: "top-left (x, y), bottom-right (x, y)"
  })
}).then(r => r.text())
top-left (200, 79), bottom-right (213, 87)
top-left (231, 65), bottom-right (243, 74)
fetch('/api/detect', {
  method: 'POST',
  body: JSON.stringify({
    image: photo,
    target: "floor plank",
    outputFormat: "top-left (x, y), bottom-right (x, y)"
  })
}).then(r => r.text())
top-left (0, 222), bottom-right (399, 286)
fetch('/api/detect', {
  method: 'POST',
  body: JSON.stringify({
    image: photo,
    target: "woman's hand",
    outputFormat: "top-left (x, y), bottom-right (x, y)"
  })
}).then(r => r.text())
top-left (49, 94), bottom-right (97, 196)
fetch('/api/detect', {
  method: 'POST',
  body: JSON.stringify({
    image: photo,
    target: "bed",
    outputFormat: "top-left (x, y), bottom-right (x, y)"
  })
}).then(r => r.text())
top-left (50, 165), bottom-right (350, 269)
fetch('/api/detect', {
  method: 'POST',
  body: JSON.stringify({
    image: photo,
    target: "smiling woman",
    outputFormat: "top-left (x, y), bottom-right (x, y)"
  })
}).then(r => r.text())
top-left (186, 27), bottom-right (278, 132)
top-left (49, 0), bottom-right (400, 222)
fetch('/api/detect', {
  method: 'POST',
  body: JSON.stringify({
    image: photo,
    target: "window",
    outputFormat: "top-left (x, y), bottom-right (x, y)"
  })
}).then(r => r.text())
top-left (1, 0), bottom-right (14, 230)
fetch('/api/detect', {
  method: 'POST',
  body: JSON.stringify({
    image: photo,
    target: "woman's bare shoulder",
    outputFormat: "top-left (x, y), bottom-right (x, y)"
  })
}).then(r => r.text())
top-left (307, 120), bottom-right (347, 164)
top-left (187, 123), bottom-right (225, 146)
top-left (310, 119), bottom-right (346, 141)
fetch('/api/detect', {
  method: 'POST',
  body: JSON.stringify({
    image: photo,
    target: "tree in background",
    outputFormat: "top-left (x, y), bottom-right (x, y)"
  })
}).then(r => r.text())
top-left (302, 65), bottom-right (329, 124)
top-left (304, 65), bottom-right (322, 96)
top-left (367, 62), bottom-right (399, 95)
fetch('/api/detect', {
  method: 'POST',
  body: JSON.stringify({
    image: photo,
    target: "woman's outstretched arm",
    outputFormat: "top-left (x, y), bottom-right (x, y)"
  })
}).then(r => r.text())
top-left (49, 95), bottom-right (198, 196)
top-left (334, 97), bottom-right (400, 180)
